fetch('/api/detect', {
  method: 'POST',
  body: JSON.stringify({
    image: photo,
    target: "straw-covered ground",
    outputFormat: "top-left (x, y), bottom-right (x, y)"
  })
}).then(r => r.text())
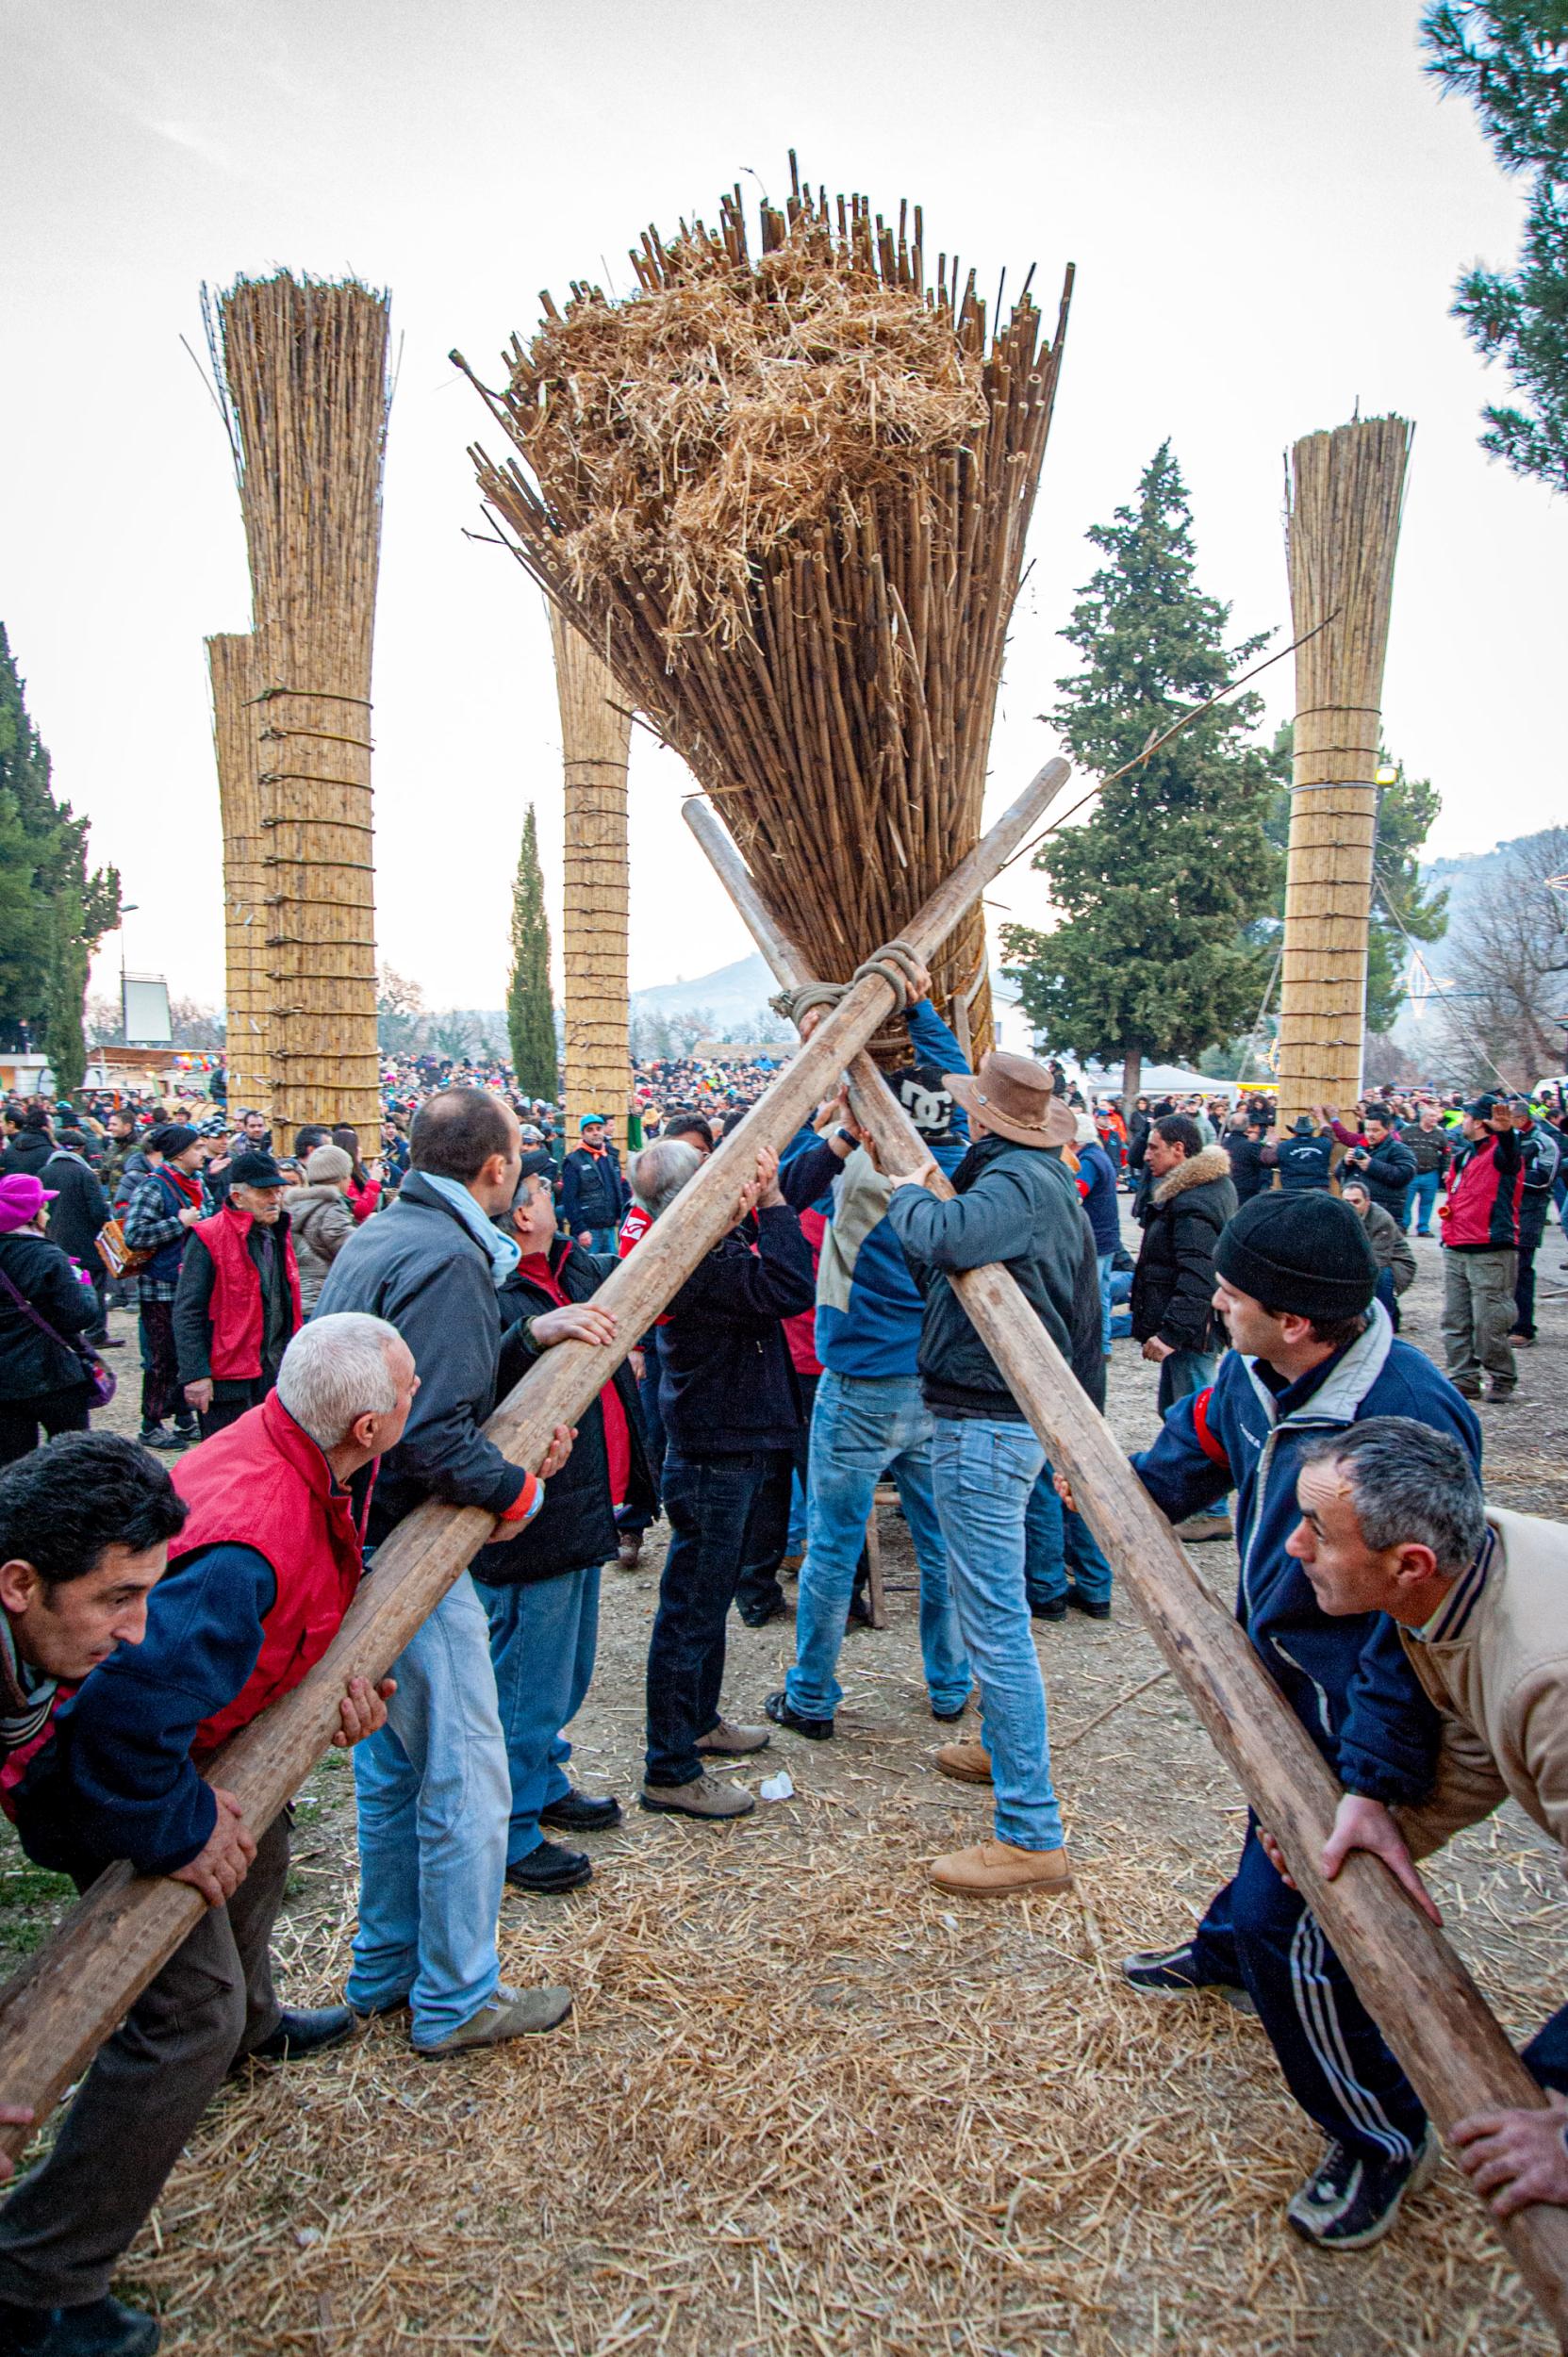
top-left (5, 1218), bottom-right (1566, 2354)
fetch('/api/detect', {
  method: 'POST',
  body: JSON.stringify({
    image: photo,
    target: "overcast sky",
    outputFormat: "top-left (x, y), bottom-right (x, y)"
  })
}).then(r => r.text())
top-left (3, 0), bottom-right (1560, 1015)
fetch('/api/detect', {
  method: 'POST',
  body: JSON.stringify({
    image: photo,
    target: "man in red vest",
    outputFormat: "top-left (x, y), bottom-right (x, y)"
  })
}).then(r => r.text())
top-left (0, 1313), bottom-right (426, 2357)
top-left (1439, 1094), bottom-right (1526, 1404)
top-left (173, 1148), bottom-right (302, 1439)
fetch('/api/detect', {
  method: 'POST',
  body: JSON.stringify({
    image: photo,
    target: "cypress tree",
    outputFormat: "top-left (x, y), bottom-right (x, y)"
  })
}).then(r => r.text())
top-left (1002, 445), bottom-right (1280, 1104)
top-left (507, 804), bottom-right (557, 1096)
top-left (0, 624), bottom-right (119, 1093)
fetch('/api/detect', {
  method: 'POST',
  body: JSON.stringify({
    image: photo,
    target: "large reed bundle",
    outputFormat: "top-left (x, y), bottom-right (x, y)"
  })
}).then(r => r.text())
top-left (547, 606), bottom-right (632, 1148)
top-left (206, 633), bottom-right (270, 1111)
top-left (454, 158), bottom-right (1072, 1058)
top-left (211, 273), bottom-right (390, 1136)
top-left (1279, 416), bottom-right (1412, 1122)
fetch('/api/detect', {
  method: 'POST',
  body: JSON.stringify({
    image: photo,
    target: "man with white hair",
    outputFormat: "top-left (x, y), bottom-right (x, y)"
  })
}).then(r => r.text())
top-left (0, 1315), bottom-right (420, 2356)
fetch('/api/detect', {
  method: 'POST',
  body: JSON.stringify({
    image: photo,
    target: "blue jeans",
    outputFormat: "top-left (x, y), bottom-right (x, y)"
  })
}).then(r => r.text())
top-left (929, 1417), bottom-right (1065, 1852)
top-left (1407, 1168), bottom-right (1441, 1235)
top-left (580, 1225), bottom-right (619, 1256)
top-left (1156, 1346), bottom-right (1214, 1419)
top-left (1024, 1464), bottom-right (1113, 1607)
top-left (786, 1372), bottom-right (970, 1722)
top-left (646, 1447), bottom-right (792, 1785)
top-left (482, 1564), bottom-right (602, 1865)
top-left (1192, 1823), bottom-right (1427, 2166)
top-left (1097, 1251), bottom-right (1115, 1357)
top-left (345, 1573), bottom-right (510, 2048)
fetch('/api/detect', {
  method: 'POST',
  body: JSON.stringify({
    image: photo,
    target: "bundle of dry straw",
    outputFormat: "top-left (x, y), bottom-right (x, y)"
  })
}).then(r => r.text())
top-left (455, 157), bottom-right (1072, 1055)
top-left (1279, 414), bottom-right (1412, 1122)
top-left (206, 633), bottom-right (269, 1110)
top-left (209, 272), bottom-right (391, 1134)
top-left (549, 607), bottom-right (633, 1147)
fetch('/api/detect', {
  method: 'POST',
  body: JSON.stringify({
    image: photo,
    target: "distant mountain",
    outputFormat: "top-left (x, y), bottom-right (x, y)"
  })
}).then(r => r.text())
top-left (631, 952), bottom-right (781, 1033)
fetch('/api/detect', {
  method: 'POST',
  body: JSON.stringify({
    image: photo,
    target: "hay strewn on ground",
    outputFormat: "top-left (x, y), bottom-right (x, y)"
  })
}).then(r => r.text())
top-left (7, 1225), bottom-right (1565, 2353)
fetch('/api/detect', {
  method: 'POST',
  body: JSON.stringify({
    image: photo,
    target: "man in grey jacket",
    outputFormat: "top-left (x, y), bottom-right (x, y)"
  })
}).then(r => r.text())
top-left (880, 1049), bottom-right (1082, 1902)
top-left (315, 1090), bottom-right (580, 2055)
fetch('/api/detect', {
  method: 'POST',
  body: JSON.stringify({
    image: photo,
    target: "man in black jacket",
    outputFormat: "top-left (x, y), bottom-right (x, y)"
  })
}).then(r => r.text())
top-left (42, 1133), bottom-right (113, 1344)
top-left (1131, 1118), bottom-right (1238, 1417)
top-left (560, 1116), bottom-right (629, 1251)
top-left (471, 1151), bottom-right (652, 1895)
top-left (1263, 1114), bottom-right (1335, 1193)
top-left (1, 1113), bottom-right (55, 1182)
top-left (1329, 1107), bottom-right (1417, 1223)
top-left (642, 1142), bottom-right (814, 1821)
top-left (314, 1090), bottom-right (576, 2055)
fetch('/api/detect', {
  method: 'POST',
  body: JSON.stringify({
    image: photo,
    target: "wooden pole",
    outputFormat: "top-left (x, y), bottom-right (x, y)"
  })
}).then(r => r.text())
top-left (0, 758), bottom-right (1066, 2170)
top-left (547, 606), bottom-right (632, 1152)
top-left (684, 796), bottom-right (1568, 2346)
top-left (206, 633), bottom-right (270, 1112)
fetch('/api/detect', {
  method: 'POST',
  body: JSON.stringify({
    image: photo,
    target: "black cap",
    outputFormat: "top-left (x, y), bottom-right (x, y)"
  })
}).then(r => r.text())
top-left (153, 1123), bottom-right (199, 1156)
top-left (1213, 1192), bottom-right (1378, 1322)
top-left (228, 1148), bottom-right (287, 1189)
top-left (515, 1149), bottom-right (556, 1189)
top-left (1464, 1094), bottom-right (1500, 1121)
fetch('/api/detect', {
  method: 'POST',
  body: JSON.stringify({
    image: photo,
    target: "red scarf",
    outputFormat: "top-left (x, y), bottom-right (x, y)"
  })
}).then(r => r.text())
top-left (162, 1165), bottom-right (205, 1209)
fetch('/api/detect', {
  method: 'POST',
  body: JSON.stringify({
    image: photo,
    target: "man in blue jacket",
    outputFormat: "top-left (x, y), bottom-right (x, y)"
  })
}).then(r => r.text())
top-left (1117, 1190), bottom-right (1482, 2251)
top-left (560, 1115), bottom-right (628, 1253)
top-left (767, 983), bottom-right (973, 1741)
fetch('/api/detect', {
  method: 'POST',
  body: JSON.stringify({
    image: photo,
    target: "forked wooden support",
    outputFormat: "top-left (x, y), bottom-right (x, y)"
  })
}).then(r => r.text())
top-left (0, 761), bottom-right (1068, 2176)
top-left (683, 793), bottom-right (1568, 2345)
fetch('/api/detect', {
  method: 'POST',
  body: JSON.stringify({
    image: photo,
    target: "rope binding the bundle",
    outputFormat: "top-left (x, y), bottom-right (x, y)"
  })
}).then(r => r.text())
top-left (768, 940), bottom-right (925, 1030)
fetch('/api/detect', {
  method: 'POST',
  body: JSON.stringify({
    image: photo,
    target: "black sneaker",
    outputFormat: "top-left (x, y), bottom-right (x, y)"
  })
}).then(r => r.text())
top-left (0, 2296), bottom-right (160, 2355)
top-left (504, 1838), bottom-right (593, 1895)
top-left (137, 1425), bottom-right (182, 1453)
top-left (538, 1789), bottom-right (622, 1833)
top-left (930, 1700), bottom-right (969, 1722)
top-left (1065, 1586), bottom-right (1112, 1620)
top-left (765, 1689), bottom-right (834, 1740)
top-left (1029, 1593), bottom-right (1067, 1622)
top-left (736, 1588), bottom-right (787, 1629)
top-left (1121, 1941), bottom-right (1255, 2013)
top-left (246, 2004), bottom-right (356, 2062)
top-left (1286, 2129), bottom-right (1439, 2250)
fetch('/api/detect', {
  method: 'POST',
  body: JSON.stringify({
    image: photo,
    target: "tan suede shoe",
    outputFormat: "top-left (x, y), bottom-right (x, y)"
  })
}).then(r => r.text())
top-left (696, 1720), bottom-right (771, 1756)
top-left (935, 1739), bottom-right (993, 1785)
top-left (929, 1839), bottom-right (1074, 1898)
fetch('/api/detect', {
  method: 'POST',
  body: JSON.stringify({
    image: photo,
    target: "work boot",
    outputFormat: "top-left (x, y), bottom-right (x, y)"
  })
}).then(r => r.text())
top-left (504, 1838), bottom-right (593, 1895)
top-left (1174, 1513), bottom-right (1233, 1544)
top-left (245, 2005), bottom-right (355, 2062)
top-left (935, 1739), bottom-right (993, 1786)
top-left (639, 1774), bottom-right (755, 1821)
top-left (538, 1788), bottom-right (622, 1832)
top-left (766, 1689), bottom-right (834, 1740)
top-left (0, 2295), bottom-right (159, 2355)
top-left (1029, 1592), bottom-right (1067, 1622)
top-left (415, 1983), bottom-right (573, 2056)
top-left (1066, 1586), bottom-right (1112, 1621)
top-left (928, 1839), bottom-right (1074, 1898)
top-left (696, 1719), bottom-right (770, 1755)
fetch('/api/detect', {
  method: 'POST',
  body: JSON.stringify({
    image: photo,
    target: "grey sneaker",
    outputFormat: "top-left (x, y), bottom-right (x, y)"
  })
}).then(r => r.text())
top-left (696, 1719), bottom-right (771, 1756)
top-left (414, 1983), bottom-right (573, 2056)
top-left (640, 1773), bottom-right (756, 1821)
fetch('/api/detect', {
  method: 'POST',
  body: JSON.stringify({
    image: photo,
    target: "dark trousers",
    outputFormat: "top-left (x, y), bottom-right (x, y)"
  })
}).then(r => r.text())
top-left (1191, 1821), bottom-right (1428, 2167)
top-left (1515, 1245), bottom-right (1539, 1341)
top-left (138, 1298), bottom-right (182, 1428)
top-left (736, 1372), bottom-right (817, 1619)
top-left (619, 1328), bottom-right (666, 1539)
top-left (645, 1446), bottom-right (791, 1786)
top-left (0, 1813), bottom-right (289, 2309)
top-left (0, 1385), bottom-right (91, 1470)
top-left (1374, 1267), bottom-right (1403, 1333)
top-left (198, 1376), bottom-right (272, 1441)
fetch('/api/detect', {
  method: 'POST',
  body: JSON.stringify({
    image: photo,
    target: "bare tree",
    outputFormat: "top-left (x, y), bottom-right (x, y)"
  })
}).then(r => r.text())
top-left (1437, 827), bottom-right (1568, 1087)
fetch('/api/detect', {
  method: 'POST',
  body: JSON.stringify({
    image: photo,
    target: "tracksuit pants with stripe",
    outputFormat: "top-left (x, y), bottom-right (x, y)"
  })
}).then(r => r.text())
top-left (1190, 1819), bottom-right (1428, 2165)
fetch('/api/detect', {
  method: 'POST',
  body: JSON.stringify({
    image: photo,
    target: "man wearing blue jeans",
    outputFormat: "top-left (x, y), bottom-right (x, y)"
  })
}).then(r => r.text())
top-left (766, 985), bottom-right (972, 1740)
top-left (1131, 1113), bottom-right (1237, 1543)
top-left (316, 1089), bottom-right (576, 2055)
top-left (883, 1048), bottom-right (1085, 1900)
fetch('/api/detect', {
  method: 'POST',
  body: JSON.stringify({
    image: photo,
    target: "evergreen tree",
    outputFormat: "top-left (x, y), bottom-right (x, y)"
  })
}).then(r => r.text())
top-left (1001, 446), bottom-right (1280, 1104)
top-left (1264, 725), bottom-right (1449, 1036)
top-left (507, 805), bottom-right (556, 1096)
top-left (1424, 5), bottom-right (1568, 491)
top-left (0, 624), bottom-right (119, 1093)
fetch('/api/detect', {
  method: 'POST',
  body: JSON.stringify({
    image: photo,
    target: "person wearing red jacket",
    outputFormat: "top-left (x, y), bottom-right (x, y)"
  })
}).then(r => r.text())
top-left (0, 1318), bottom-right (418, 2357)
top-left (1439, 1094), bottom-right (1526, 1403)
top-left (172, 1150), bottom-right (302, 1439)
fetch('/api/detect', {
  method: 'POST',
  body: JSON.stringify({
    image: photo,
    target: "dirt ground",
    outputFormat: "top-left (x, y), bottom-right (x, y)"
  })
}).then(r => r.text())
top-left (4, 1212), bottom-right (1567, 2354)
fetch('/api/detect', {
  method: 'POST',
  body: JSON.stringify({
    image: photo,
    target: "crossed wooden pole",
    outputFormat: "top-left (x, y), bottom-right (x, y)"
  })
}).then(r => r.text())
top-left (0, 759), bottom-right (1563, 2340)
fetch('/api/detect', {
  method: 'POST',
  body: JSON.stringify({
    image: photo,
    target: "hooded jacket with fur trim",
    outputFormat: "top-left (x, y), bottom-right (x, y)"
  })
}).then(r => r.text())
top-left (1130, 1145), bottom-right (1236, 1353)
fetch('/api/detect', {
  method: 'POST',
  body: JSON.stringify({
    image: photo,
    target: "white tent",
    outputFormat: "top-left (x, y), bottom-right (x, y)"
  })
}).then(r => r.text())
top-left (1079, 1062), bottom-right (1243, 1102)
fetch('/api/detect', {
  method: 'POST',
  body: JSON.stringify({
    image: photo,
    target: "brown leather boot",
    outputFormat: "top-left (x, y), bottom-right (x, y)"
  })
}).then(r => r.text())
top-left (935, 1739), bottom-right (993, 1785)
top-left (929, 1839), bottom-right (1073, 1898)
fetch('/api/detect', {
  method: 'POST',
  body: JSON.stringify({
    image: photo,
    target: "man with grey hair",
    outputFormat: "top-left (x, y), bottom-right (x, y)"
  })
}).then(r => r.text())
top-left (1257, 1415), bottom-right (1568, 2233)
top-left (631, 1137), bottom-right (701, 1223)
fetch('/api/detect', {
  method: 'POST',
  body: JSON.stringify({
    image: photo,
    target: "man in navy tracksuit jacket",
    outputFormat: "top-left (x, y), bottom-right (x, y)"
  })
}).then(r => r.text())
top-left (1124, 1190), bottom-right (1481, 2250)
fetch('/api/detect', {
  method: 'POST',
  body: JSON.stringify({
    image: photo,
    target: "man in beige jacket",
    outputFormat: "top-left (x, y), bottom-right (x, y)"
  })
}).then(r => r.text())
top-left (1271, 1414), bottom-right (1568, 2221)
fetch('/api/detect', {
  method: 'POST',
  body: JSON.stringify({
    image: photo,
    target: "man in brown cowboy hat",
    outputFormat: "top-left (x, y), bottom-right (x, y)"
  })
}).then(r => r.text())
top-left (878, 1048), bottom-right (1084, 1899)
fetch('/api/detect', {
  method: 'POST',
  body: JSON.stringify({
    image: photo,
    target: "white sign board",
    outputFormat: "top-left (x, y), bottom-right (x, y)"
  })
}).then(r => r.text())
top-left (123, 975), bottom-right (173, 1046)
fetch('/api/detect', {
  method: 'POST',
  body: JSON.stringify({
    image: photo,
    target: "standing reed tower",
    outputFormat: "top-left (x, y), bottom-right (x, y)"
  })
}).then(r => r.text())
top-left (454, 157), bottom-right (1071, 1063)
top-left (1279, 416), bottom-right (1412, 1124)
top-left (206, 632), bottom-right (269, 1111)
top-left (547, 606), bottom-right (633, 1148)
top-left (210, 272), bottom-right (391, 1136)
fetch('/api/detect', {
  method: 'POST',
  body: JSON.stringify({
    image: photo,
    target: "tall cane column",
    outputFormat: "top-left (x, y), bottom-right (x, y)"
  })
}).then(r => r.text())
top-left (1278, 416), bottom-right (1411, 1125)
top-left (213, 272), bottom-right (390, 1138)
top-left (207, 633), bottom-right (270, 1111)
top-left (548, 607), bottom-right (632, 1151)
